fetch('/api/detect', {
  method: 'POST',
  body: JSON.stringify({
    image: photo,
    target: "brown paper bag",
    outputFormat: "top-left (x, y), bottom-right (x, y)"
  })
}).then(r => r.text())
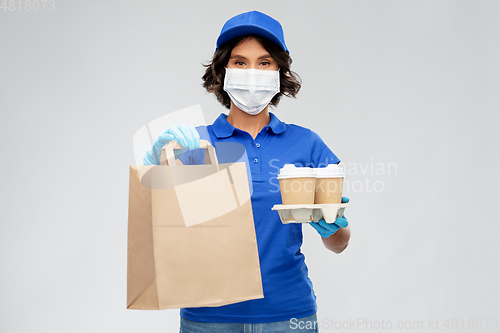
top-left (127, 140), bottom-right (263, 310)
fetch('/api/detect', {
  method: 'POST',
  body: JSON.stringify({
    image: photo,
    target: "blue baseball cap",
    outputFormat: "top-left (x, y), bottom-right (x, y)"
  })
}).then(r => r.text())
top-left (216, 11), bottom-right (289, 53)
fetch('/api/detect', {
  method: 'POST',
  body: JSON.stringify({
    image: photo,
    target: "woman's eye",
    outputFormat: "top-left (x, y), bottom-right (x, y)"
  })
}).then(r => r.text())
top-left (235, 61), bottom-right (245, 66)
top-left (261, 61), bottom-right (271, 66)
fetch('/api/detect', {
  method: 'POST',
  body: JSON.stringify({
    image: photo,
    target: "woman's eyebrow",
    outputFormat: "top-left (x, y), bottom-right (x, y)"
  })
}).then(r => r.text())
top-left (229, 54), bottom-right (273, 60)
top-left (230, 54), bottom-right (247, 59)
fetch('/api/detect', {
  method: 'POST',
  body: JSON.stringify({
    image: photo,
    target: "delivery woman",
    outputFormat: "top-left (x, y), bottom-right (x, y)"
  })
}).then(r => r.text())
top-left (143, 11), bottom-right (351, 333)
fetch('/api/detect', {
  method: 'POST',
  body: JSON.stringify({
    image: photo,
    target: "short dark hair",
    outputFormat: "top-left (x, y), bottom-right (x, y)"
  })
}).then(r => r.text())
top-left (202, 35), bottom-right (302, 109)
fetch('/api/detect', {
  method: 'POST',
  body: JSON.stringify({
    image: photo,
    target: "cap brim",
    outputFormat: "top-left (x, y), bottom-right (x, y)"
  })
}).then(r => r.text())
top-left (216, 26), bottom-right (288, 53)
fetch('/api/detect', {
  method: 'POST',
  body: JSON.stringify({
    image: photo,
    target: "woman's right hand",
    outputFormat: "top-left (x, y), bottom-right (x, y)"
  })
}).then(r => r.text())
top-left (143, 125), bottom-right (200, 165)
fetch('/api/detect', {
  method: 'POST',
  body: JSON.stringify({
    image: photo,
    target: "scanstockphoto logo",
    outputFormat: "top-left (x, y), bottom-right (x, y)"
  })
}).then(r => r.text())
top-left (268, 158), bottom-right (397, 194)
top-left (290, 316), bottom-right (500, 331)
top-left (290, 317), bottom-right (424, 330)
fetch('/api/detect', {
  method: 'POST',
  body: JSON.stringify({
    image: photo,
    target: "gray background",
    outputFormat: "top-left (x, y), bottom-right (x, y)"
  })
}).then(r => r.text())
top-left (1, 0), bottom-right (499, 332)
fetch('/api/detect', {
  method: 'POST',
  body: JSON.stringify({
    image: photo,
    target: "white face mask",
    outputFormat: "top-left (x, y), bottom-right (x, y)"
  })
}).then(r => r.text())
top-left (223, 68), bottom-right (280, 115)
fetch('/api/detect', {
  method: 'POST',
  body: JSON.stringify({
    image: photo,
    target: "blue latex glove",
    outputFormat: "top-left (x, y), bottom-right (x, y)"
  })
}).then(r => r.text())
top-left (310, 197), bottom-right (349, 238)
top-left (143, 125), bottom-right (200, 165)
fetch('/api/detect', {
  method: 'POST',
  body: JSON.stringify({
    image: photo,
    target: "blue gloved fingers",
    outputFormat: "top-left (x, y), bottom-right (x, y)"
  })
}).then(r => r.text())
top-left (144, 125), bottom-right (200, 166)
top-left (177, 125), bottom-right (200, 150)
top-left (310, 221), bottom-right (332, 238)
top-left (143, 150), bottom-right (157, 166)
top-left (145, 131), bottom-right (174, 165)
top-left (310, 219), bottom-right (341, 238)
top-left (152, 132), bottom-right (175, 152)
top-left (156, 132), bottom-right (175, 145)
top-left (168, 125), bottom-right (200, 150)
top-left (334, 216), bottom-right (349, 228)
top-left (318, 219), bottom-right (341, 233)
top-left (341, 196), bottom-right (349, 203)
top-left (167, 126), bottom-right (190, 148)
top-left (309, 221), bottom-right (323, 233)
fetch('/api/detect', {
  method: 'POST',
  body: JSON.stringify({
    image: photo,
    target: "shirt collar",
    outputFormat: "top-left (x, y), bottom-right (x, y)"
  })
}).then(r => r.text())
top-left (212, 112), bottom-right (286, 139)
top-left (268, 112), bottom-right (286, 134)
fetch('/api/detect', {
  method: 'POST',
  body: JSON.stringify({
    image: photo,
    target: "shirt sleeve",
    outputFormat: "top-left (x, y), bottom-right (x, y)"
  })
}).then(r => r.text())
top-left (310, 130), bottom-right (340, 167)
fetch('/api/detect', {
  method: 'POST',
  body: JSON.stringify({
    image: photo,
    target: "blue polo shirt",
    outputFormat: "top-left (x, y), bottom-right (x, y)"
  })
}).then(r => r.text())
top-left (179, 112), bottom-right (340, 323)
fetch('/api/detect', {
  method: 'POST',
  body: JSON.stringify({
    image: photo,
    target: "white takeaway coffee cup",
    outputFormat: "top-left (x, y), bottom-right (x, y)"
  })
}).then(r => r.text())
top-left (277, 164), bottom-right (316, 205)
top-left (314, 164), bottom-right (344, 204)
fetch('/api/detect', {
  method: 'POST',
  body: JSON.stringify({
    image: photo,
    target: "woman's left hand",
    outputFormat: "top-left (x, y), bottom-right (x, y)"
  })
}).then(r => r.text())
top-left (309, 197), bottom-right (349, 238)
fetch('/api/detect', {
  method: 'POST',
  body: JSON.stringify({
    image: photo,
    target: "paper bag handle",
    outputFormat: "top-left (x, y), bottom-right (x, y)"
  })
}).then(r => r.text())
top-left (160, 139), bottom-right (219, 170)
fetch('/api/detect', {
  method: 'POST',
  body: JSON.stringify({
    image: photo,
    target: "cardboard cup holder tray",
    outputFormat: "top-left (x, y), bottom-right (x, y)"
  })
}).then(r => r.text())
top-left (271, 203), bottom-right (349, 224)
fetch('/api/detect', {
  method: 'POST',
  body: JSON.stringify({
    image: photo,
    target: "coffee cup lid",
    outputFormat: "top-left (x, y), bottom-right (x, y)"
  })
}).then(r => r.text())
top-left (277, 164), bottom-right (316, 179)
top-left (315, 164), bottom-right (344, 178)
